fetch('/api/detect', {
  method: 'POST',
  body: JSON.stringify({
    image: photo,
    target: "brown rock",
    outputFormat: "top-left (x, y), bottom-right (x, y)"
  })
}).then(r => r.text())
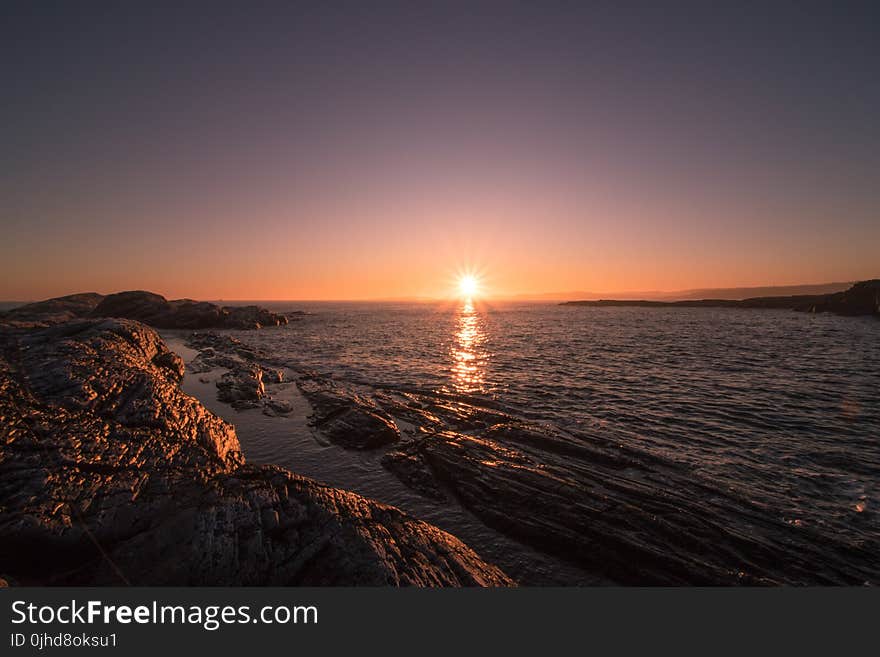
top-left (299, 379), bottom-right (400, 449)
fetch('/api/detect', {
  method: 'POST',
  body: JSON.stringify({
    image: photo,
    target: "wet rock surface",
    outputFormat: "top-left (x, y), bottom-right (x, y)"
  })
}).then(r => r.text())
top-left (298, 379), bottom-right (400, 449)
top-left (217, 364), bottom-right (266, 406)
top-left (187, 332), bottom-right (265, 370)
top-left (380, 446), bottom-right (448, 502)
top-left (184, 332), bottom-right (293, 415)
top-left (0, 319), bottom-right (512, 586)
top-left (373, 393), bottom-right (880, 585)
top-left (263, 399), bottom-right (293, 416)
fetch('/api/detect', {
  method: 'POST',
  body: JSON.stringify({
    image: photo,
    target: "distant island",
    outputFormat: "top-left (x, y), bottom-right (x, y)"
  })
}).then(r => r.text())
top-left (561, 280), bottom-right (880, 317)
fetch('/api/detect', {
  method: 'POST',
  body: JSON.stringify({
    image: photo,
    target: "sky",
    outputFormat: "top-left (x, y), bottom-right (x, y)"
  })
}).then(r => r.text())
top-left (2, 1), bottom-right (879, 300)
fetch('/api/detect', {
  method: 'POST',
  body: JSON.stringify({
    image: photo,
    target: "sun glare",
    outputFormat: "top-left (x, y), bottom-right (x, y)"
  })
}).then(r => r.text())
top-left (458, 274), bottom-right (479, 298)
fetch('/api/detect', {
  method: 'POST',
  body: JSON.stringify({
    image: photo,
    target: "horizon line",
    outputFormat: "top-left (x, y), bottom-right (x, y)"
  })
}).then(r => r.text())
top-left (1, 278), bottom-right (869, 306)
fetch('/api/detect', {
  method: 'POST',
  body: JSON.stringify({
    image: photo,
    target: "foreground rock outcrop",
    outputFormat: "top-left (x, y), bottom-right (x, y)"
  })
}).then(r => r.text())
top-left (1, 290), bottom-right (289, 329)
top-left (0, 319), bottom-right (512, 586)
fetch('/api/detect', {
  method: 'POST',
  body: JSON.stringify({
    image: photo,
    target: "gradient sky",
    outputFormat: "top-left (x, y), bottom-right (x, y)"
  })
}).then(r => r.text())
top-left (2, 1), bottom-right (879, 300)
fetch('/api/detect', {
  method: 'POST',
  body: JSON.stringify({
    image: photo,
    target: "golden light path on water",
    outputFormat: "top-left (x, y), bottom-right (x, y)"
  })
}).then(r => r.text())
top-left (451, 297), bottom-right (487, 394)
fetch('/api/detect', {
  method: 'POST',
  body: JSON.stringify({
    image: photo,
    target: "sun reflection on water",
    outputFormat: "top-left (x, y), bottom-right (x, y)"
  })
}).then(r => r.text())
top-left (451, 298), bottom-right (488, 394)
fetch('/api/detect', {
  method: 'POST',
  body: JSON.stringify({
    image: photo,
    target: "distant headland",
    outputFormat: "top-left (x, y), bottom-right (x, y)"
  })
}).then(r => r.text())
top-left (561, 280), bottom-right (880, 317)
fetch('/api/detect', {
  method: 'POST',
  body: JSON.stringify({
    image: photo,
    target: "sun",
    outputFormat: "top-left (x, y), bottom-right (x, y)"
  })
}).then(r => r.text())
top-left (458, 274), bottom-right (479, 297)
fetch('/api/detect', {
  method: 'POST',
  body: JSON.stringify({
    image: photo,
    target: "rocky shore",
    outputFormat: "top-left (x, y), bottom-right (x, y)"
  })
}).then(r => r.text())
top-left (372, 397), bottom-right (878, 585)
top-left (0, 316), bottom-right (512, 586)
top-left (561, 279), bottom-right (880, 316)
top-left (5, 287), bottom-right (877, 587)
top-left (181, 329), bottom-right (878, 585)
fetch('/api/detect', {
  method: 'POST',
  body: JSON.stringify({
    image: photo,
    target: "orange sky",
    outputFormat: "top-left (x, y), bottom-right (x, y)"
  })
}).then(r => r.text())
top-left (3, 4), bottom-right (879, 302)
top-left (4, 194), bottom-right (877, 301)
top-left (3, 167), bottom-right (878, 301)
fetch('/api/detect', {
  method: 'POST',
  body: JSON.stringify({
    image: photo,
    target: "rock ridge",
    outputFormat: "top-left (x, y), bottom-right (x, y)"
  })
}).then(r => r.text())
top-left (1, 290), bottom-right (289, 330)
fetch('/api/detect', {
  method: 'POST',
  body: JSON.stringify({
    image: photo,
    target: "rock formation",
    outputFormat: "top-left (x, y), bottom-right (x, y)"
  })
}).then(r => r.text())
top-left (183, 334), bottom-right (400, 446)
top-left (379, 418), bottom-right (878, 585)
top-left (0, 292), bottom-right (104, 326)
top-left (0, 318), bottom-right (512, 586)
top-left (1, 290), bottom-right (289, 330)
top-left (91, 291), bottom-right (289, 329)
top-left (298, 378), bottom-right (400, 449)
top-left (185, 332), bottom-right (292, 414)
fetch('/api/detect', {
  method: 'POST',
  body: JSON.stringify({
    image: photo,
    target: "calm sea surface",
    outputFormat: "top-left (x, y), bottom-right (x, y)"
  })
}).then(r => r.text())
top-left (183, 301), bottom-right (880, 583)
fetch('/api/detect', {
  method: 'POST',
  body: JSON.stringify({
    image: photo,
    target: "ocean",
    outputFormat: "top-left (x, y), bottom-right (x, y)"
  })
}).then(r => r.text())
top-left (173, 300), bottom-right (880, 584)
